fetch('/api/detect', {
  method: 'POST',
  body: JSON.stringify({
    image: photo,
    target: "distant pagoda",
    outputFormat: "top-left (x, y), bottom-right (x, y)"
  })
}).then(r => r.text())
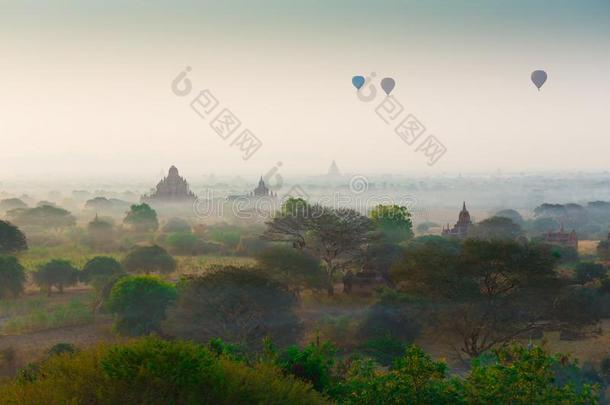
top-left (250, 176), bottom-right (276, 198)
top-left (327, 160), bottom-right (341, 177)
top-left (442, 202), bottom-right (472, 239)
top-left (142, 166), bottom-right (196, 203)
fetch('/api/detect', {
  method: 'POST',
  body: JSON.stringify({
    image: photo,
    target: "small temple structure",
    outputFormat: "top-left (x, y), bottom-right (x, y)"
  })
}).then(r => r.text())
top-left (142, 166), bottom-right (196, 203)
top-left (442, 202), bottom-right (472, 238)
top-left (327, 160), bottom-right (341, 177)
top-left (250, 177), bottom-right (276, 198)
top-left (544, 224), bottom-right (578, 248)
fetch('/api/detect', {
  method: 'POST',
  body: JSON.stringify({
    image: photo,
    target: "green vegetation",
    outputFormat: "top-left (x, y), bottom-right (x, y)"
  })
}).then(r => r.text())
top-left (0, 221), bottom-right (28, 255)
top-left (0, 338), bottom-right (598, 405)
top-left (32, 259), bottom-right (79, 296)
top-left (165, 266), bottom-right (300, 348)
top-left (122, 244), bottom-right (176, 274)
top-left (0, 256), bottom-right (26, 299)
top-left (123, 203), bottom-right (158, 233)
top-left (107, 275), bottom-right (177, 336)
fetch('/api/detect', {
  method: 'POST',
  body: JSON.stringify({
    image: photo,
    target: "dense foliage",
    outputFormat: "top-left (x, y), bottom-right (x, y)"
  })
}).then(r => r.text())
top-left (122, 244), bottom-right (176, 274)
top-left (32, 259), bottom-right (79, 295)
top-left (0, 255), bottom-right (26, 299)
top-left (107, 275), bottom-right (177, 335)
top-left (165, 266), bottom-right (301, 348)
top-left (0, 220), bottom-right (28, 254)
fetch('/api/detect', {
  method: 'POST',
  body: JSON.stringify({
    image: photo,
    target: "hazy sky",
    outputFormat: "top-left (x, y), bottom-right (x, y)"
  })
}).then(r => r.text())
top-left (1, 1), bottom-right (609, 180)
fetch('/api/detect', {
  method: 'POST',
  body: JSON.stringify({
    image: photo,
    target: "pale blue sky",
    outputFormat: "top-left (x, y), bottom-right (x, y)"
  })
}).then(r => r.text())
top-left (1, 1), bottom-right (609, 178)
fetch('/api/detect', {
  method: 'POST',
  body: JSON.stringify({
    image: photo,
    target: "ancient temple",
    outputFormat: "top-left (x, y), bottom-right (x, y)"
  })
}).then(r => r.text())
top-left (544, 224), bottom-right (578, 248)
top-left (250, 176), bottom-right (276, 198)
top-left (142, 166), bottom-right (196, 203)
top-left (327, 160), bottom-right (341, 177)
top-left (442, 202), bottom-right (472, 238)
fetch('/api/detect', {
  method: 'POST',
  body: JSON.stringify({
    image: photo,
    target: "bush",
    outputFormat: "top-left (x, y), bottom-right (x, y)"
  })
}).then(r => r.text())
top-left (277, 340), bottom-right (336, 392)
top-left (0, 255), bottom-right (26, 299)
top-left (574, 262), bottom-right (607, 284)
top-left (0, 338), bottom-right (329, 405)
top-left (358, 289), bottom-right (420, 365)
top-left (598, 240), bottom-right (610, 261)
top-left (47, 343), bottom-right (76, 357)
top-left (107, 276), bottom-right (177, 336)
top-left (122, 245), bottom-right (176, 274)
top-left (32, 259), bottom-right (78, 295)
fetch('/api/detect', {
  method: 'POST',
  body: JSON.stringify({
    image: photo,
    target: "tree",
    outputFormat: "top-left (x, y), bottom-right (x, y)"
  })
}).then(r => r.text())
top-left (468, 216), bottom-right (522, 240)
top-left (494, 209), bottom-right (524, 226)
top-left (107, 276), bottom-right (177, 336)
top-left (164, 266), bottom-right (301, 348)
top-left (0, 255), bottom-right (26, 299)
top-left (85, 215), bottom-right (115, 250)
top-left (161, 217), bottom-right (191, 234)
top-left (464, 345), bottom-right (598, 404)
top-left (122, 245), bottom-right (176, 274)
top-left (598, 240), bottom-right (610, 261)
top-left (370, 204), bottom-right (414, 243)
top-left (80, 256), bottom-right (124, 289)
top-left (392, 238), bottom-right (564, 357)
top-left (123, 203), bottom-right (158, 233)
top-left (574, 262), bottom-right (607, 284)
top-left (553, 287), bottom-right (602, 337)
top-left (7, 205), bottom-right (75, 230)
top-left (256, 245), bottom-right (326, 295)
top-left (0, 198), bottom-right (27, 212)
top-left (0, 220), bottom-right (27, 254)
top-left (165, 231), bottom-right (199, 255)
top-left (265, 203), bottom-right (374, 295)
top-left (33, 260), bottom-right (79, 295)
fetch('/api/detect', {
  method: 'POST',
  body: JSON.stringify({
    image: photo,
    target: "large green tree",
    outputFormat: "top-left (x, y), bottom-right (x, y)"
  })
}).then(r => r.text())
top-left (264, 201), bottom-right (374, 295)
top-left (256, 245), bottom-right (326, 295)
top-left (370, 204), bottom-right (414, 243)
top-left (122, 245), bottom-right (176, 275)
top-left (468, 216), bottom-right (522, 240)
top-left (7, 205), bottom-right (75, 230)
top-left (33, 259), bottom-right (79, 295)
top-left (123, 203), bottom-right (158, 233)
top-left (0, 255), bottom-right (26, 299)
top-left (164, 266), bottom-right (300, 348)
top-left (392, 238), bottom-right (567, 357)
top-left (0, 220), bottom-right (27, 254)
top-left (107, 276), bottom-right (177, 336)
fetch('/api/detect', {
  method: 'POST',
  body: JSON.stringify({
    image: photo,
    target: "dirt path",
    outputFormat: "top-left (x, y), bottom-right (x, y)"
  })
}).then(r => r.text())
top-left (0, 318), bottom-right (119, 379)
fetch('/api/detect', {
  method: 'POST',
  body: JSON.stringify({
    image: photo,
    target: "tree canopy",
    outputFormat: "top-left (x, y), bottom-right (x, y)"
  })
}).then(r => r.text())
top-left (0, 255), bottom-right (26, 299)
top-left (165, 266), bottom-right (300, 348)
top-left (122, 245), bottom-right (176, 274)
top-left (107, 276), bottom-right (177, 336)
top-left (370, 204), bottom-right (414, 243)
top-left (33, 259), bottom-right (79, 295)
top-left (123, 203), bottom-right (159, 233)
top-left (0, 220), bottom-right (27, 254)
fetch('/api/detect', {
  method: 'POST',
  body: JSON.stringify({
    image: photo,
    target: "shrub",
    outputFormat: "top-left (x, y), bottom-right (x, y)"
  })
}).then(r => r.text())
top-left (0, 255), bottom-right (26, 299)
top-left (574, 262), bottom-right (607, 284)
top-left (47, 343), bottom-right (76, 357)
top-left (107, 276), bottom-right (177, 336)
top-left (0, 338), bottom-right (329, 405)
top-left (277, 340), bottom-right (336, 392)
